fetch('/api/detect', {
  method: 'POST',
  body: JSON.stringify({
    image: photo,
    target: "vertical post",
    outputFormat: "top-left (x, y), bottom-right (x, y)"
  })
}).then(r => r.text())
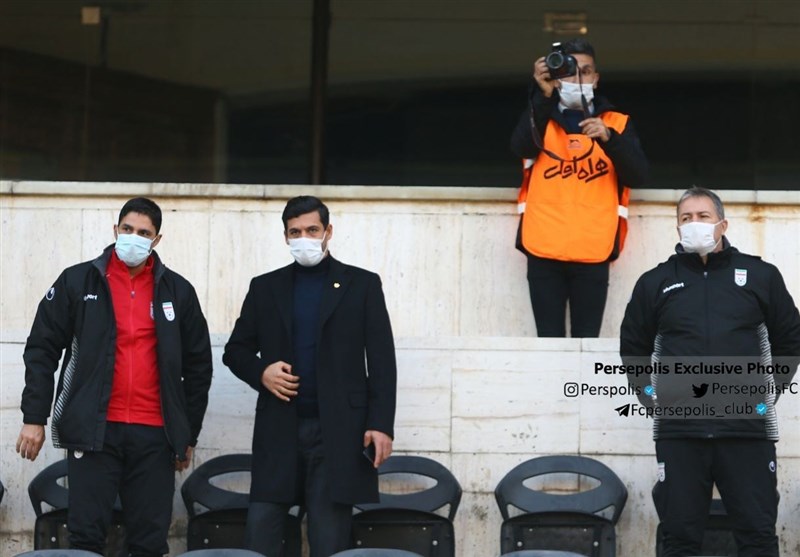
top-left (309, 0), bottom-right (330, 185)
top-left (99, 13), bottom-right (110, 69)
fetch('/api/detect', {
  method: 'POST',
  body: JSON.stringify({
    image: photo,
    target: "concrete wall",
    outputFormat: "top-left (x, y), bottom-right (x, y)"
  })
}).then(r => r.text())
top-left (1, 182), bottom-right (799, 556)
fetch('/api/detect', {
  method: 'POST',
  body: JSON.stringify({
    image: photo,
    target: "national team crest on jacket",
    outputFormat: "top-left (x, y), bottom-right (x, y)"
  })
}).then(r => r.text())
top-left (734, 268), bottom-right (747, 287)
top-left (162, 301), bottom-right (175, 321)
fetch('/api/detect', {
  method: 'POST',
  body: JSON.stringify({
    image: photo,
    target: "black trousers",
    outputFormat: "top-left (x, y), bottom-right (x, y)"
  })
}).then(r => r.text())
top-left (526, 254), bottom-right (609, 337)
top-left (245, 418), bottom-right (353, 557)
top-left (68, 422), bottom-right (175, 557)
top-left (654, 438), bottom-right (780, 557)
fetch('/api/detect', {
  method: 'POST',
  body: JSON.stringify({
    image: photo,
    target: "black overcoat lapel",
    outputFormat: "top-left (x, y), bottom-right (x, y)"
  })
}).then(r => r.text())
top-left (273, 264), bottom-right (294, 340)
top-left (318, 257), bottom-right (351, 329)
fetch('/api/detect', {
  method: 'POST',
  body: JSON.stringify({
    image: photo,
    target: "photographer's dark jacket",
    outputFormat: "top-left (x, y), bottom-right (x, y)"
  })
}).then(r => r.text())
top-left (20, 245), bottom-right (213, 458)
top-left (510, 87), bottom-right (649, 185)
top-left (511, 87), bottom-right (649, 263)
top-left (620, 239), bottom-right (800, 440)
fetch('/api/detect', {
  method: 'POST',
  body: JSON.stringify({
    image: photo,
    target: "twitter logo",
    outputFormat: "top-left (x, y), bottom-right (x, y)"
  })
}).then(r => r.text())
top-left (692, 383), bottom-right (709, 398)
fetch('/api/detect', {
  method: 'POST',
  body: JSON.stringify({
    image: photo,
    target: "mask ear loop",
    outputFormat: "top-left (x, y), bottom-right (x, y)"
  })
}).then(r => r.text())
top-left (578, 66), bottom-right (591, 119)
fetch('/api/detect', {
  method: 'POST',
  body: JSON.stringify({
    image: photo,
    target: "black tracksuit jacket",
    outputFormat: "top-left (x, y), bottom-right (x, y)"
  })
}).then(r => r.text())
top-left (620, 239), bottom-right (800, 440)
top-left (20, 245), bottom-right (213, 459)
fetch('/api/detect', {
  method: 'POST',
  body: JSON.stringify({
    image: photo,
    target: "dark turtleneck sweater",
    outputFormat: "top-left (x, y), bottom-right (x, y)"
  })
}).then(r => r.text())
top-left (292, 255), bottom-right (331, 418)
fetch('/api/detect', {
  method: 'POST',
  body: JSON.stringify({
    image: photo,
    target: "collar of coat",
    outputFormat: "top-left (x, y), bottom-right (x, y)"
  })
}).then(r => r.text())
top-left (273, 255), bottom-right (353, 337)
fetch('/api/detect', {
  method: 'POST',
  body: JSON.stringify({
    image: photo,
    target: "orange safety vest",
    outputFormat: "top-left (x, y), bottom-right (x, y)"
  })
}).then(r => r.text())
top-left (517, 111), bottom-right (630, 263)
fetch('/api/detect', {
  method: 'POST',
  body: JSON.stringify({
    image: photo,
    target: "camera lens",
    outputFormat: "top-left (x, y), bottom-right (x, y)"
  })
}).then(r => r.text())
top-left (546, 51), bottom-right (564, 69)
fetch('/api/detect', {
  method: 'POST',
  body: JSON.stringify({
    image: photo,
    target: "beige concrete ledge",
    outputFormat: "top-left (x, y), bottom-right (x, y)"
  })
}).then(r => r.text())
top-left (0, 180), bottom-right (519, 202)
top-left (3, 180), bottom-right (800, 205)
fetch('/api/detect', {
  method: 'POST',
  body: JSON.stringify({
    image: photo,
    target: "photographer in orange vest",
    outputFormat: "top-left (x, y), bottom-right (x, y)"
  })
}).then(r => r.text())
top-left (511, 38), bottom-right (649, 337)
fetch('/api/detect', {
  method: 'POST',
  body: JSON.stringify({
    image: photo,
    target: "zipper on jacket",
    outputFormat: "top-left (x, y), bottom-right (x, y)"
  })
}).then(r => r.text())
top-left (703, 268), bottom-right (715, 439)
top-left (703, 270), bottom-right (709, 351)
top-left (127, 274), bottom-right (136, 423)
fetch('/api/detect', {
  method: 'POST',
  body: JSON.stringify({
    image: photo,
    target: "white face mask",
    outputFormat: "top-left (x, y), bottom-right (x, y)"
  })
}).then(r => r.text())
top-left (115, 233), bottom-right (153, 267)
top-left (559, 80), bottom-right (594, 110)
top-left (289, 234), bottom-right (327, 267)
top-left (679, 221), bottom-right (722, 256)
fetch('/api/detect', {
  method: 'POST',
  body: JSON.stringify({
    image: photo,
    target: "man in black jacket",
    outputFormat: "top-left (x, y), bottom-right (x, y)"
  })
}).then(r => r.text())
top-left (16, 197), bottom-right (213, 557)
top-left (224, 195), bottom-right (397, 557)
top-left (620, 187), bottom-right (800, 557)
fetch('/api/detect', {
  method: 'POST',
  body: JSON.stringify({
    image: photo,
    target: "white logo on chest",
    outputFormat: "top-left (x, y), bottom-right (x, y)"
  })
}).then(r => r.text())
top-left (162, 301), bottom-right (175, 321)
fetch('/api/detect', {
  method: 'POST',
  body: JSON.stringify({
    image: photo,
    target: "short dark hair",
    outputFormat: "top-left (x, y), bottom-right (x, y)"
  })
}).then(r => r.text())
top-left (677, 187), bottom-right (726, 220)
top-left (118, 197), bottom-right (162, 233)
top-left (282, 196), bottom-right (330, 230)
top-left (562, 38), bottom-right (596, 64)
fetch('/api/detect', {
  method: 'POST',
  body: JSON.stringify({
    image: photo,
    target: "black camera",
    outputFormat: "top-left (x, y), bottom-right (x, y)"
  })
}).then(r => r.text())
top-left (545, 42), bottom-right (577, 80)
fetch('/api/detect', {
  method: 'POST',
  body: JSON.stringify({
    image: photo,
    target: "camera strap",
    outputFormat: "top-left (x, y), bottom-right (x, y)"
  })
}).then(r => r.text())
top-left (527, 105), bottom-right (595, 164)
top-left (577, 68), bottom-right (592, 118)
top-left (527, 72), bottom-right (594, 164)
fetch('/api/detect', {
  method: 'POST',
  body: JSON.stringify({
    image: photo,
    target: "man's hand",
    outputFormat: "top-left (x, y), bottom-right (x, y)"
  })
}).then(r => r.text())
top-left (17, 424), bottom-right (45, 461)
top-left (261, 361), bottom-right (299, 402)
top-left (363, 430), bottom-right (393, 469)
top-left (579, 117), bottom-right (611, 142)
top-left (533, 56), bottom-right (557, 98)
top-left (176, 445), bottom-right (194, 471)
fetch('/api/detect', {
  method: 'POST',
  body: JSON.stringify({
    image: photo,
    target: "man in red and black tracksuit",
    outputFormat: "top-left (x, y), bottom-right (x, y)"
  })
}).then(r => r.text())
top-left (620, 187), bottom-right (800, 557)
top-left (17, 197), bottom-right (213, 557)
